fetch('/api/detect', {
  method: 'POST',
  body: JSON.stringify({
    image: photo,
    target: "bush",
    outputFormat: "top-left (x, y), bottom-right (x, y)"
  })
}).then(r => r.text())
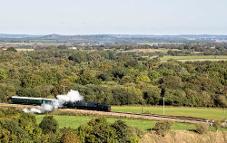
top-left (0, 110), bottom-right (60, 143)
top-left (111, 120), bottom-right (141, 143)
top-left (60, 128), bottom-right (80, 143)
top-left (39, 116), bottom-right (59, 134)
top-left (195, 124), bottom-right (208, 134)
top-left (6, 47), bottom-right (17, 52)
top-left (78, 118), bottom-right (116, 143)
top-left (111, 120), bottom-right (130, 143)
top-left (78, 118), bottom-right (141, 143)
top-left (0, 120), bottom-right (31, 142)
top-left (152, 121), bottom-right (172, 136)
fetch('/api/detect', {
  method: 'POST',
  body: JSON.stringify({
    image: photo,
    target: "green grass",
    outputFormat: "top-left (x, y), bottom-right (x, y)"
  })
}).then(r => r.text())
top-left (36, 115), bottom-right (196, 131)
top-left (112, 106), bottom-right (227, 120)
top-left (160, 55), bottom-right (227, 62)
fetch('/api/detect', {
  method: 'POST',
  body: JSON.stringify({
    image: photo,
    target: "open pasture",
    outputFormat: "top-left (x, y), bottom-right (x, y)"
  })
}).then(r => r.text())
top-left (112, 106), bottom-right (227, 120)
top-left (160, 55), bottom-right (227, 62)
top-left (36, 115), bottom-right (196, 131)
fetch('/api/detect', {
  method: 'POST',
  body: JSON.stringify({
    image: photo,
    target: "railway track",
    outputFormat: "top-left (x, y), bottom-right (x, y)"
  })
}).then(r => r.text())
top-left (0, 103), bottom-right (209, 124)
top-left (112, 111), bottom-right (209, 123)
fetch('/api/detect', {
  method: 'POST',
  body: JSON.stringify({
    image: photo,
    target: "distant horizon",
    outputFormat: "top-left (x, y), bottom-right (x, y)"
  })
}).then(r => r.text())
top-left (0, 0), bottom-right (227, 35)
top-left (1, 33), bottom-right (227, 36)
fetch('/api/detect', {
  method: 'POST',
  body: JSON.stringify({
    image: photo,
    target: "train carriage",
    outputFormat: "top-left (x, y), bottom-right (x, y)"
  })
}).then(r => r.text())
top-left (11, 96), bottom-right (55, 105)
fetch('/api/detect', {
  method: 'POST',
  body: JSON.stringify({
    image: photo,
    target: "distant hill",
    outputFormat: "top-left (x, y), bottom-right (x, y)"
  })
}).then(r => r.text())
top-left (0, 34), bottom-right (41, 39)
top-left (0, 34), bottom-right (227, 44)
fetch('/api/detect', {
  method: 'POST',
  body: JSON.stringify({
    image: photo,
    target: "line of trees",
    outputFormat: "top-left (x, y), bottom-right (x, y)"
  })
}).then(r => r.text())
top-left (0, 49), bottom-right (227, 107)
top-left (0, 109), bottom-right (141, 143)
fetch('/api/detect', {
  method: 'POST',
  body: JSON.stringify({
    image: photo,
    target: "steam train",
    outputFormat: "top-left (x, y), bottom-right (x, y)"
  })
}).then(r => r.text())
top-left (11, 96), bottom-right (111, 112)
top-left (62, 101), bottom-right (111, 112)
top-left (11, 96), bottom-right (55, 105)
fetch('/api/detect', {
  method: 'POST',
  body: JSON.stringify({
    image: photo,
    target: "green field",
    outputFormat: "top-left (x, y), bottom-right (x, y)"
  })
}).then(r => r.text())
top-left (112, 106), bottom-right (227, 120)
top-left (160, 55), bottom-right (227, 62)
top-left (36, 115), bottom-right (196, 131)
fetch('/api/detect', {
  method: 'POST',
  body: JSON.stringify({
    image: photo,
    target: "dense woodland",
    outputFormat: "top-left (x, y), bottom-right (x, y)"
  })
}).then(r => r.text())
top-left (0, 46), bottom-right (227, 107)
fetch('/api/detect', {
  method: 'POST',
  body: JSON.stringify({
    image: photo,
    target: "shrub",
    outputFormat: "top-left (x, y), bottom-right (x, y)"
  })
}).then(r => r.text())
top-left (18, 113), bottom-right (42, 142)
top-left (60, 128), bottom-right (80, 143)
top-left (112, 120), bottom-right (142, 143)
top-left (39, 116), bottom-right (59, 134)
top-left (78, 118), bottom-right (116, 143)
top-left (78, 118), bottom-right (141, 143)
top-left (0, 120), bottom-right (31, 142)
top-left (6, 47), bottom-right (17, 52)
top-left (152, 121), bottom-right (172, 136)
top-left (195, 124), bottom-right (208, 134)
top-left (111, 120), bottom-right (130, 143)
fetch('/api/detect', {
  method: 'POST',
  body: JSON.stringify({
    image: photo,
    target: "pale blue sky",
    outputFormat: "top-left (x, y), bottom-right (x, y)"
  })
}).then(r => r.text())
top-left (0, 0), bottom-right (226, 35)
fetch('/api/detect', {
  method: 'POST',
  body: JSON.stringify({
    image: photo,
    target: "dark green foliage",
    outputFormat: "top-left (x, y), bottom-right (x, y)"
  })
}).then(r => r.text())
top-left (111, 120), bottom-right (141, 143)
top-left (39, 116), bottom-right (59, 134)
top-left (215, 95), bottom-right (227, 107)
top-left (18, 113), bottom-right (42, 142)
top-left (0, 110), bottom-right (62, 143)
top-left (68, 52), bottom-right (86, 63)
top-left (78, 118), bottom-right (141, 143)
top-left (18, 113), bottom-right (36, 129)
top-left (16, 88), bottom-right (40, 97)
top-left (0, 109), bottom-right (41, 143)
top-left (112, 87), bottom-right (143, 105)
top-left (0, 120), bottom-right (32, 142)
top-left (1, 49), bottom-right (227, 107)
top-left (143, 87), bottom-right (161, 105)
top-left (111, 120), bottom-right (129, 143)
top-left (6, 47), bottom-right (17, 52)
top-left (112, 68), bottom-right (125, 79)
top-left (78, 70), bottom-right (100, 85)
top-left (78, 118), bottom-right (117, 143)
top-left (160, 75), bottom-right (183, 89)
top-left (0, 83), bottom-right (15, 102)
top-left (0, 109), bottom-right (142, 143)
top-left (80, 85), bottom-right (113, 104)
top-left (97, 73), bottom-right (111, 81)
top-left (124, 59), bottom-right (139, 67)
top-left (152, 121), bottom-right (172, 136)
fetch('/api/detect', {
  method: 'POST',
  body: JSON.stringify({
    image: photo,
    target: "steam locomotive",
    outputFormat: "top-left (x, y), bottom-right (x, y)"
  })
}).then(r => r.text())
top-left (11, 96), bottom-right (111, 112)
top-left (63, 101), bottom-right (111, 112)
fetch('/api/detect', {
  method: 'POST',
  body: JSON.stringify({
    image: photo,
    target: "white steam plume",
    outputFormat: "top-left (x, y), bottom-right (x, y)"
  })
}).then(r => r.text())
top-left (23, 90), bottom-right (83, 114)
top-left (57, 90), bottom-right (84, 106)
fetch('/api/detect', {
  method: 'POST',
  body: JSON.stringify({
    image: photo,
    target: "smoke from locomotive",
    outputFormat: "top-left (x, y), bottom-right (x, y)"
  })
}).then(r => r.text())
top-left (12, 90), bottom-right (111, 114)
top-left (57, 90), bottom-right (84, 107)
